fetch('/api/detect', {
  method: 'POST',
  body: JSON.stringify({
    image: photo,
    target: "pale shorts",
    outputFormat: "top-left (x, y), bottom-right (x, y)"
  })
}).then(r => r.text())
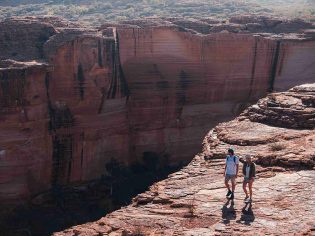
top-left (225, 174), bottom-right (236, 184)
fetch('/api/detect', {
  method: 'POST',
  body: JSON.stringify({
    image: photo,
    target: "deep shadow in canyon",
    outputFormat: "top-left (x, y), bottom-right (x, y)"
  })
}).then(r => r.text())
top-left (0, 154), bottom-right (183, 236)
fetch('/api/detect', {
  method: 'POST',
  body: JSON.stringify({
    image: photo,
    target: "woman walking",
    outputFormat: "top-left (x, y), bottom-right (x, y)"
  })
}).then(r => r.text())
top-left (242, 155), bottom-right (256, 203)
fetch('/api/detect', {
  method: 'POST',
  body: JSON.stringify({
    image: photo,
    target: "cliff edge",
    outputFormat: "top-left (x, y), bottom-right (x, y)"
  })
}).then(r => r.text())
top-left (54, 83), bottom-right (315, 236)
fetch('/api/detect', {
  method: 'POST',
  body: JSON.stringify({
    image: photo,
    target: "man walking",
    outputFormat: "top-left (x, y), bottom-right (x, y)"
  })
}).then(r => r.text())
top-left (224, 148), bottom-right (239, 200)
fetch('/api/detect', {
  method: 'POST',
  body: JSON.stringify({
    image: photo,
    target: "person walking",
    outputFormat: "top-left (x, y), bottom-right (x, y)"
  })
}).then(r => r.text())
top-left (224, 148), bottom-right (239, 200)
top-left (242, 155), bottom-right (256, 203)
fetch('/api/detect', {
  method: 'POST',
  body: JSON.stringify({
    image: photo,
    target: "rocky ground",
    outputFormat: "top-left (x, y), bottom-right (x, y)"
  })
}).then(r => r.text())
top-left (54, 84), bottom-right (315, 236)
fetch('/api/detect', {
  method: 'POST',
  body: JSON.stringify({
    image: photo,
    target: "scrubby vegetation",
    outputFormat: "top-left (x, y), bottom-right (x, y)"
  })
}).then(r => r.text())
top-left (186, 196), bottom-right (197, 218)
top-left (0, 0), bottom-right (314, 26)
top-left (270, 143), bottom-right (286, 152)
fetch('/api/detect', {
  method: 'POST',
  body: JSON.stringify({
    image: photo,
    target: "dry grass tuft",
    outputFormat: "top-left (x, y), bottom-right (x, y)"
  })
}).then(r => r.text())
top-left (186, 196), bottom-right (196, 218)
top-left (270, 143), bottom-right (286, 152)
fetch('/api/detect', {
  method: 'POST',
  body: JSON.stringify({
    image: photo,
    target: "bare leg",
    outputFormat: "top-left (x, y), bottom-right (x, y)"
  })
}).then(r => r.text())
top-left (225, 180), bottom-right (230, 191)
top-left (231, 177), bottom-right (236, 192)
top-left (243, 181), bottom-right (249, 198)
top-left (249, 179), bottom-right (254, 199)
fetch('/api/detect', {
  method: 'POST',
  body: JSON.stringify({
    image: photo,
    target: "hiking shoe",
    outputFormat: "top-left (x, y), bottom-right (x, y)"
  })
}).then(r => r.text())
top-left (226, 190), bottom-right (232, 197)
top-left (244, 196), bottom-right (249, 202)
top-left (229, 192), bottom-right (234, 200)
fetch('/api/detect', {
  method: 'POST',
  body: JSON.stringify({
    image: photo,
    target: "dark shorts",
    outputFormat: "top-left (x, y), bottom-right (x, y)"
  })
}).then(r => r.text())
top-left (243, 177), bottom-right (254, 183)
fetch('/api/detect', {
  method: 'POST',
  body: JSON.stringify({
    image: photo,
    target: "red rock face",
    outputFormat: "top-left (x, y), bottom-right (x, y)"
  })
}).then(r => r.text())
top-left (0, 17), bottom-right (315, 205)
top-left (0, 62), bottom-right (52, 203)
top-left (46, 29), bottom-right (130, 185)
top-left (0, 28), bottom-right (131, 203)
top-left (274, 40), bottom-right (315, 91)
top-left (118, 28), bottom-right (276, 164)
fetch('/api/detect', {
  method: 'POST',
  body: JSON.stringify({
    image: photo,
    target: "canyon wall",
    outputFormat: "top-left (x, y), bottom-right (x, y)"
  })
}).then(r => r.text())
top-left (273, 39), bottom-right (315, 91)
top-left (0, 61), bottom-right (52, 203)
top-left (0, 17), bottom-right (315, 204)
top-left (45, 28), bottom-right (130, 185)
top-left (117, 27), bottom-right (276, 164)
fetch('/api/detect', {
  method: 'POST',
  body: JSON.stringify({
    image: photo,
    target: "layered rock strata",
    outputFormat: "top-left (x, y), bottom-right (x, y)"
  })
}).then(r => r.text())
top-left (0, 17), bottom-right (315, 204)
top-left (54, 83), bottom-right (315, 235)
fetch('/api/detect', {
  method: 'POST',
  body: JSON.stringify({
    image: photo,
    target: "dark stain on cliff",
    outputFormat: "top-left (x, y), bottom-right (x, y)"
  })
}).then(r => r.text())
top-left (0, 69), bottom-right (28, 110)
top-left (117, 33), bottom-right (129, 98)
top-left (45, 72), bottom-right (56, 132)
top-left (45, 72), bottom-right (75, 195)
top-left (106, 31), bottom-right (129, 99)
top-left (52, 135), bottom-right (73, 186)
top-left (47, 97), bottom-right (75, 187)
top-left (269, 41), bottom-right (281, 92)
top-left (105, 40), bottom-right (113, 64)
top-left (156, 81), bottom-right (170, 89)
top-left (98, 39), bottom-right (103, 67)
top-left (176, 70), bottom-right (191, 119)
top-left (44, 72), bottom-right (75, 187)
top-left (48, 103), bottom-right (74, 131)
top-left (132, 28), bottom-right (137, 56)
top-left (46, 85), bottom-right (74, 186)
top-left (248, 38), bottom-right (258, 99)
top-left (98, 32), bottom-right (129, 113)
top-left (151, 64), bottom-right (169, 89)
top-left (77, 64), bottom-right (85, 100)
top-left (107, 39), bottom-right (118, 98)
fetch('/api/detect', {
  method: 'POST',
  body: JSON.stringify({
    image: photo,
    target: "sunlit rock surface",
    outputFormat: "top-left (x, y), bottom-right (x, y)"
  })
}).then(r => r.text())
top-left (54, 83), bottom-right (315, 235)
top-left (0, 16), bottom-right (315, 204)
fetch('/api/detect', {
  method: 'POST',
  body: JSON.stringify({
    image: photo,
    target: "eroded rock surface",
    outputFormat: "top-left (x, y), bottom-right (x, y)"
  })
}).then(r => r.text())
top-left (54, 84), bottom-right (315, 235)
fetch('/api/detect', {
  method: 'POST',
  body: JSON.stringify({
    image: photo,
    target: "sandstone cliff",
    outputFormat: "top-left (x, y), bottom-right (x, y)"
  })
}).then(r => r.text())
top-left (54, 83), bottom-right (315, 235)
top-left (0, 17), bottom-right (315, 206)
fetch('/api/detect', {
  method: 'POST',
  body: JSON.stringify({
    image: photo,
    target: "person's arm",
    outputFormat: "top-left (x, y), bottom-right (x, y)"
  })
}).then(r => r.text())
top-left (242, 163), bottom-right (246, 176)
top-left (235, 157), bottom-right (239, 178)
top-left (224, 157), bottom-right (227, 176)
top-left (252, 163), bottom-right (256, 178)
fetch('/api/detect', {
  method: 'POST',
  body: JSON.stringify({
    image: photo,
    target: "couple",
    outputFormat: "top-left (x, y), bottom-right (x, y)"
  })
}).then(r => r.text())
top-left (224, 148), bottom-right (255, 203)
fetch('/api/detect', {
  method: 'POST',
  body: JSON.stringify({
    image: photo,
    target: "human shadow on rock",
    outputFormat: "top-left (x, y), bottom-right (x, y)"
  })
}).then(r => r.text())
top-left (222, 199), bottom-right (236, 224)
top-left (236, 202), bottom-right (255, 225)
